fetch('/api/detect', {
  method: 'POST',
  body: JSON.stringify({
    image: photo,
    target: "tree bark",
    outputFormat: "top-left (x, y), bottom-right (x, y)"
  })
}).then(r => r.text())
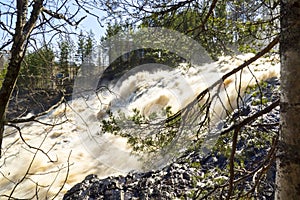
top-left (0, 0), bottom-right (43, 157)
top-left (276, 0), bottom-right (300, 199)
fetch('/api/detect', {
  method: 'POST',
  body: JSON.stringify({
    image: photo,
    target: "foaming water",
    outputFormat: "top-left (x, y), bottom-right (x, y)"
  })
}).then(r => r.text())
top-left (0, 54), bottom-right (279, 199)
top-left (110, 65), bottom-right (195, 116)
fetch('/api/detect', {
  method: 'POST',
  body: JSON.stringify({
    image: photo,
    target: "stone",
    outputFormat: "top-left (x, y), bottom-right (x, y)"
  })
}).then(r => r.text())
top-left (64, 78), bottom-right (279, 200)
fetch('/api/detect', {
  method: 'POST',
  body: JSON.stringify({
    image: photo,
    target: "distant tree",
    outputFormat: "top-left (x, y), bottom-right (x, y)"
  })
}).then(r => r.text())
top-left (77, 30), bottom-right (94, 63)
top-left (101, 0), bottom-right (279, 59)
top-left (0, 0), bottom-right (101, 198)
top-left (77, 30), bottom-right (86, 63)
top-left (19, 45), bottom-right (54, 88)
top-left (101, 23), bottom-right (124, 64)
top-left (85, 31), bottom-right (94, 60)
top-left (0, 0), bottom-right (96, 158)
top-left (59, 39), bottom-right (71, 78)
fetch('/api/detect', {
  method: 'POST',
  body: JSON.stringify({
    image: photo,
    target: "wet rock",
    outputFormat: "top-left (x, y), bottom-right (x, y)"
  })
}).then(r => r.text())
top-left (64, 78), bottom-right (280, 200)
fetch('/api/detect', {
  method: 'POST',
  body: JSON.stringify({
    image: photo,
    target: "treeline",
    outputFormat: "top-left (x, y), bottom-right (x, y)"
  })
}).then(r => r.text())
top-left (14, 30), bottom-right (95, 91)
top-left (1, 0), bottom-right (279, 92)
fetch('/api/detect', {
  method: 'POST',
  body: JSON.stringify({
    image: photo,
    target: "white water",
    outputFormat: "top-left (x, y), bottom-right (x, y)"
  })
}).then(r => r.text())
top-left (0, 54), bottom-right (279, 199)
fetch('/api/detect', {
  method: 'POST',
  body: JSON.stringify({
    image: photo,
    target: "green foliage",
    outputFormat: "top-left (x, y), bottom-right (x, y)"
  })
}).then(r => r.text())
top-left (0, 63), bottom-right (8, 88)
top-left (252, 97), bottom-right (268, 106)
top-left (171, 80), bottom-right (278, 198)
top-left (100, 21), bottom-right (186, 79)
top-left (77, 31), bottom-right (85, 63)
top-left (85, 32), bottom-right (93, 58)
top-left (190, 161), bottom-right (201, 169)
top-left (101, 23), bottom-right (129, 66)
top-left (19, 45), bottom-right (54, 88)
top-left (185, 126), bottom-right (276, 198)
top-left (136, 1), bottom-right (279, 59)
top-left (59, 40), bottom-right (71, 76)
top-left (101, 111), bottom-right (121, 133)
top-left (101, 106), bottom-right (181, 153)
top-left (102, 23), bottom-right (124, 40)
top-left (77, 30), bottom-right (94, 64)
top-left (245, 81), bottom-right (270, 106)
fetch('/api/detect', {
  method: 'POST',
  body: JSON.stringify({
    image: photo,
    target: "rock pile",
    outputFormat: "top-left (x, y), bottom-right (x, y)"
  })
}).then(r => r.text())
top-left (64, 77), bottom-right (280, 200)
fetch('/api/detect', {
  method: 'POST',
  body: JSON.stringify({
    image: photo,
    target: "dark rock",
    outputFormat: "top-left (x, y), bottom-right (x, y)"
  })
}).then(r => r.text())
top-left (64, 78), bottom-right (280, 200)
top-left (7, 88), bottom-right (64, 119)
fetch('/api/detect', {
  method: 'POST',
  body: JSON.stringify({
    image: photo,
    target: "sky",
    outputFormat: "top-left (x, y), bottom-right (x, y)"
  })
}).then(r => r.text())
top-left (75, 9), bottom-right (108, 42)
top-left (0, 1), bottom-right (108, 51)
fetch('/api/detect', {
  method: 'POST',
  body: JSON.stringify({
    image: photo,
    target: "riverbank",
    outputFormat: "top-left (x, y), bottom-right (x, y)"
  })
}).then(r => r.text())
top-left (64, 77), bottom-right (280, 199)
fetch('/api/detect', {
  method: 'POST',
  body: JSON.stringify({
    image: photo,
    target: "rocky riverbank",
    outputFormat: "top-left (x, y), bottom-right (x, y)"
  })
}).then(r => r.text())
top-left (63, 77), bottom-right (280, 200)
top-left (7, 88), bottom-right (62, 119)
top-left (6, 84), bottom-right (74, 119)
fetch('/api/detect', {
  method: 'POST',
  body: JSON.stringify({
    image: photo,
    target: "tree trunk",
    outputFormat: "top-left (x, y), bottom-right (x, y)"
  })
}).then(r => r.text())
top-left (276, 0), bottom-right (300, 199)
top-left (0, 0), bottom-right (43, 157)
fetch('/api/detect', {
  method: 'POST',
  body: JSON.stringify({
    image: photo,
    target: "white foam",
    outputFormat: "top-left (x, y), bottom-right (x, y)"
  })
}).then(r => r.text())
top-left (0, 53), bottom-right (280, 198)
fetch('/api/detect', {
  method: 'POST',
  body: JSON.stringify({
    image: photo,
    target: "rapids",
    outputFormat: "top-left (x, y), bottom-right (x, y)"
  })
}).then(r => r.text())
top-left (0, 54), bottom-right (279, 199)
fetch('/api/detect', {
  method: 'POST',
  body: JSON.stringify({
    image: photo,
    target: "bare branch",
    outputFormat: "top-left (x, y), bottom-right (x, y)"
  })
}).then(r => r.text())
top-left (42, 7), bottom-right (87, 27)
top-left (7, 95), bottom-right (65, 124)
top-left (219, 99), bottom-right (279, 137)
top-left (166, 35), bottom-right (279, 124)
top-left (50, 151), bottom-right (72, 200)
top-left (7, 123), bottom-right (57, 162)
top-left (226, 127), bottom-right (240, 200)
top-left (187, 0), bottom-right (219, 33)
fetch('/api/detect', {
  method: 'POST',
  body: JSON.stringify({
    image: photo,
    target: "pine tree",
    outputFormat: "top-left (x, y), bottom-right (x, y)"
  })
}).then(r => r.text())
top-left (59, 40), bottom-right (70, 77)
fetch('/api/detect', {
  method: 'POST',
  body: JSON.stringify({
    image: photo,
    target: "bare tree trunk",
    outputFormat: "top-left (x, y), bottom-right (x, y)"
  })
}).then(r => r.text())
top-left (276, 0), bottom-right (300, 199)
top-left (0, 0), bottom-right (43, 157)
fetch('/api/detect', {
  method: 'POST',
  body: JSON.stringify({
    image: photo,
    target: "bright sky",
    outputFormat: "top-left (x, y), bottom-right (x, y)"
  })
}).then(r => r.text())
top-left (0, 1), bottom-right (108, 51)
top-left (75, 9), bottom-right (108, 42)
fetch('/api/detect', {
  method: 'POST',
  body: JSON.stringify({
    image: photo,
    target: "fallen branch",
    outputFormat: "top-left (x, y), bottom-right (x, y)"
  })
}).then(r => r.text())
top-left (7, 95), bottom-right (65, 124)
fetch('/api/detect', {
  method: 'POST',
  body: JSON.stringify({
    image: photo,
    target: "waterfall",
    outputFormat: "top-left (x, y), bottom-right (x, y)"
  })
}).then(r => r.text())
top-left (0, 53), bottom-right (279, 199)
